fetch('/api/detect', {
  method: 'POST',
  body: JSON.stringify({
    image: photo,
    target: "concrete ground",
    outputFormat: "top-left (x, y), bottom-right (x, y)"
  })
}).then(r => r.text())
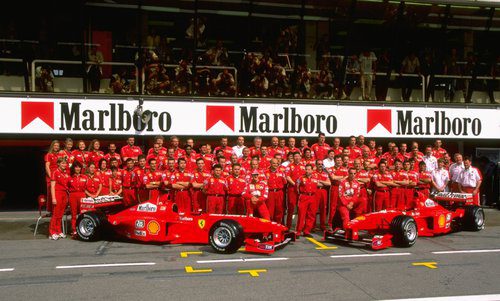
top-left (0, 208), bottom-right (499, 301)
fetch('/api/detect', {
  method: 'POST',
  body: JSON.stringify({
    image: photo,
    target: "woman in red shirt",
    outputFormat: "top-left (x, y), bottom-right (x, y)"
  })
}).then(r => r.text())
top-left (45, 140), bottom-right (61, 212)
top-left (72, 140), bottom-right (89, 170)
top-left (49, 157), bottom-right (70, 240)
top-left (109, 166), bottom-right (123, 196)
top-left (88, 139), bottom-right (105, 167)
top-left (68, 161), bottom-right (87, 237)
top-left (85, 162), bottom-right (102, 198)
top-left (96, 158), bottom-right (111, 195)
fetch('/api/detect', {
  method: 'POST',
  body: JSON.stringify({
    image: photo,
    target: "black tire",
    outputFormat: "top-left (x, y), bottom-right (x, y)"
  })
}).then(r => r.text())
top-left (208, 219), bottom-right (244, 254)
top-left (463, 206), bottom-right (485, 231)
top-left (76, 211), bottom-right (106, 241)
top-left (391, 215), bottom-right (418, 247)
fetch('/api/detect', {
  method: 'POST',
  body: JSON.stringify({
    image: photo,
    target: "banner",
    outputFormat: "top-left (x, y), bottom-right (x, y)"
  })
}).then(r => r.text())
top-left (1, 97), bottom-right (499, 139)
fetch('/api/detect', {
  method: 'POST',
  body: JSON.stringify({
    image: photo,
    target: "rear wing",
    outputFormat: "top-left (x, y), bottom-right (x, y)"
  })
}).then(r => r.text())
top-left (431, 192), bottom-right (474, 204)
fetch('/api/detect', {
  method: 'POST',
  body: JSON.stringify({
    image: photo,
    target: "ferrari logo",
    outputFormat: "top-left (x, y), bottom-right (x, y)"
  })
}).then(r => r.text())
top-left (198, 219), bottom-right (206, 229)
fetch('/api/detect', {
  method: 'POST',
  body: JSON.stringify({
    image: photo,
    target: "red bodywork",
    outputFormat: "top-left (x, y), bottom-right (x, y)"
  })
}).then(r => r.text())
top-left (324, 193), bottom-right (476, 250)
top-left (80, 198), bottom-right (294, 254)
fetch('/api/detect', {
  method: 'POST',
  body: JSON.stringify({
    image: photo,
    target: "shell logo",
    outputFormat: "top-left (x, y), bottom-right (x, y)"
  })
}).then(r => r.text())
top-left (147, 220), bottom-right (160, 235)
top-left (438, 214), bottom-right (446, 228)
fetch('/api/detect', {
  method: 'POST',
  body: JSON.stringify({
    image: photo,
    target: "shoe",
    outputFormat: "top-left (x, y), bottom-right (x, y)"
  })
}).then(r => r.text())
top-left (49, 234), bottom-right (59, 240)
top-left (58, 233), bottom-right (67, 239)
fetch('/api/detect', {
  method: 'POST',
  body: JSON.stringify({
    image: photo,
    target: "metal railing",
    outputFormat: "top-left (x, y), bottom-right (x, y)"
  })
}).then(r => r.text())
top-left (30, 60), bottom-right (139, 93)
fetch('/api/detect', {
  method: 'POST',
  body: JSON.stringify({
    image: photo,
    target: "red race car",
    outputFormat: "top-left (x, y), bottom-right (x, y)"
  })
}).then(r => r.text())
top-left (324, 192), bottom-right (485, 250)
top-left (76, 196), bottom-right (295, 254)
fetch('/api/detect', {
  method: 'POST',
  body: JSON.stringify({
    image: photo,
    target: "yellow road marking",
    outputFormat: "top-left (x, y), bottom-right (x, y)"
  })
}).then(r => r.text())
top-left (180, 251), bottom-right (203, 258)
top-left (412, 262), bottom-right (438, 269)
top-left (306, 237), bottom-right (338, 250)
top-left (238, 269), bottom-right (267, 277)
top-left (185, 266), bottom-right (212, 273)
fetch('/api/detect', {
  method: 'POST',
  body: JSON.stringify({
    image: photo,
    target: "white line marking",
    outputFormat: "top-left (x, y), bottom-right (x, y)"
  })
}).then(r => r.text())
top-left (0, 268), bottom-right (14, 272)
top-left (432, 249), bottom-right (500, 255)
top-left (197, 257), bottom-right (289, 264)
top-left (56, 262), bottom-right (156, 269)
top-left (330, 253), bottom-right (412, 259)
top-left (380, 294), bottom-right (500, 301)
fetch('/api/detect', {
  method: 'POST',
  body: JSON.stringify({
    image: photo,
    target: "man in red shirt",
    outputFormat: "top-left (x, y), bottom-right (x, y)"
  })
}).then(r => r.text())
top-left (203, 164), bottom-right (227, 214)
top-left (410, 147), bottom-right (424, 171)
top-left (170, 158), bottom-right (193, 213)
top-left (296, 164), bottom-right (319, 237)
top-left (399, 143), bottom-right (411, 160)
top-left (191, 158), bottom-right (211, 212)
top-left (198, 144), bottom-right (215, 172)
top-left (311, 132), bottom-right (330, 161)
top-left (353, 158), bottom-right (370, 213)
top-left (184, 145), bottom-right (197, 172)
top-left (302, 149), bottom-right (315, 166)
top-left (104, 143), bottom-right (122, 167)
top-left (338, 168), bottom-right (365, 229)
top-left (432, 139), bottom-right (448, 159)
top-left (416, 161), bottom-right (432, 199)
top-left (384, 146), bottom-right (405, 169)
top-left (238, 147), bottom-right (252, 171)
top-left (147, 135), bottom-right (168, 157)
top-left (144, 158), bottom-right (163, 202)
top-left (327, 155), bottom-right (348, 230)
top-left (121, 158), bottom-right (138, 206)
top-left (345, 136), bottom-right (362, 160)
top-left (259, 146), bottom-right (273, 170)
top-left (265, 158), bottom-right (287, 223)
top-left (243, 172), bottom-right (271, 220)
top-left (134, 155), bottom-right (149, 203)
top-left (213, 137), bottom-right (233, 160)
top-left (268, 136), bottom-right (285, 158)
top-left (226, 163), bottom-right (247, 215)
top-left (299, 138), bottom-right (313, 156)
top-left (285, 152), bottom-right (305, 229)
top-left (169, 136), bottom-right (186, 160)
top-left (314, 160), bottom-right (331, 231)
top-left (285, 137), bottom-right (300, 156)
top-left (372, 161), bottom-right (397, 211)
top-left (120, 137), bottom-right (142, 166)
top-left (147, 143), bottom-right (167, 171)
top-left (249, 137), bottom-right (263, 157)
top-left (331, 137), bottom-right (344, 156)
top-left (404, 160), bottom-right (419, 209)
top-left (391, 159), bottom-right (409, 210)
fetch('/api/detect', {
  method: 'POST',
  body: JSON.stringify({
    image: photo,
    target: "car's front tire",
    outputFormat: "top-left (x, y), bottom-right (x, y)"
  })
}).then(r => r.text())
top-left (208, 220), bottom-right (244, 254)
top-left (76, 211), bottom-right (106, 241)
top-left (391, 215), bottom-right (418, 247)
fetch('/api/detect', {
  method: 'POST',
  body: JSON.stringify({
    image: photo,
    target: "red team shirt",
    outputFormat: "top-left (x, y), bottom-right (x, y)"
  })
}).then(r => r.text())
top-left (311, 143), bottom-right (331, 160)
top-left (68, 174), bottom-right (88, 192)
top-left (51, 169), bottom-right (70, 191)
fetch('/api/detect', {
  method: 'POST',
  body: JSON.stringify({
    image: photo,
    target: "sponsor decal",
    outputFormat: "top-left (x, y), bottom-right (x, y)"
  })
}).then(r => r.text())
top-left (135, 220), bottom-right (145, 229)
top-left (367, 109), bottom-right (391, 133)
top-left (22, 101), bottom-right (54, 129)
top-left (424, 199), bottom-right (436, 207)
top-left (179, 216), bottom-right (194, 221)
top-left (198, 219), bottom-right (206, 229)
top-left (206, 106), bottom-right (234, 131)
top-left (134, 230), bottom-right (146, 237)
top-left (137, 202), bottom-right (157, 212)
top-left (438, 214), bottom-right (446, 228)
top-left (396, 110), bottom-right (481, 136)
top-left (147, 220), bottom-right (160, 235)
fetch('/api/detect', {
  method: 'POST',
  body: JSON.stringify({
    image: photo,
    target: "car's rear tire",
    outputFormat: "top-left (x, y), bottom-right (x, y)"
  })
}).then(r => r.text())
top-left (391, 215), bottom-right (418, 247)
top-left (208, 220), bottom-right (244, 254)
top-left (463, 206), bottom-right (485, 231)
top-left (76, 211), bottom-right (106, 241)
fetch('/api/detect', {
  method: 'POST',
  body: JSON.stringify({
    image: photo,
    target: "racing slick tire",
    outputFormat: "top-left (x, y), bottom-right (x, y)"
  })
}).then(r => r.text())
top-left (76, 211), bottom-right (106, 241)
top-left (390, 215), bottom-right (418, 247)
top-left (208, 220), bottom-right (244, 254)
top-left (463, 206), bottom-right (485, 231)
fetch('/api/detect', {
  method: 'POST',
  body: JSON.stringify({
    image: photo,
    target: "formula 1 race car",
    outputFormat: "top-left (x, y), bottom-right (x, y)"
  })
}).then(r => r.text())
top-left (76, 196), bottom-right (295, 254)
top-left (324, 192), bottom-right (485, 250)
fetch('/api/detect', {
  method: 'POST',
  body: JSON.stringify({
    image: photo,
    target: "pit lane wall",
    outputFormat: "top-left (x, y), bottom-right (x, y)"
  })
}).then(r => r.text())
top-left (1, 96), bottom-right (499, 139)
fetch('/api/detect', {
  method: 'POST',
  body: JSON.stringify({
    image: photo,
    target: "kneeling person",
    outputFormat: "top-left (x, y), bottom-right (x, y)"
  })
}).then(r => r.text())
top-left (243, 171), bottom-right (271, 220)
top-left (338, 168), bottom-right (365, 229)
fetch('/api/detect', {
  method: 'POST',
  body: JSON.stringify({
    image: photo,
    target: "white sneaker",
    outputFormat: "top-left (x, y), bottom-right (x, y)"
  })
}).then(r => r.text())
top-left (49, 234), bottom-right (59, 240)
top-left (58, 233), bottom-right (67, 239)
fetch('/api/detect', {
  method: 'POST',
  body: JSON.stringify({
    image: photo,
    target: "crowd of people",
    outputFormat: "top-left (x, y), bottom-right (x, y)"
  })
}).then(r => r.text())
top-left (43, 134), bottom-right (486, 241)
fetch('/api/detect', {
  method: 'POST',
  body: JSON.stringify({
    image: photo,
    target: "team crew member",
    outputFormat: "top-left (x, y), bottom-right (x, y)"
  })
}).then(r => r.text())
top-left (204, 165), bottom-right (227, 214)
top-left (249, 137), bottom-right (263, 157)
top-left (457, 157), bottom-right (482, 206)
top-left (49, 157), bottom-right (70, 240)
top-left (97, 159), bottom-right (111, 195)
top-left (296, 164), bottom-right (319, 237)
top-left (372, 161), bottom-right (397, 211)
top-left (226, 163), bottom-right (247, 215)
top-left (314, 160), bottom-right (331, 231)
top-left (72, 140), bottom-right (89, 170)
top-left (268, 136), bottom-right (285, 158)
top-left (416, 161), bottom-right (432, 199)
top-left (243, 171), bottom-right (271, 220)
top-left (353, 158), bottom-right (370, 213)
top-left (265, 159), bottom-right (287, 223)
top-left (311, 133), bottom-right (330, 160)
top-left (345, 136), bottom-right (362, 160)
top-left (323, 150), bottom-right (336, 169)
top-left (147, 143), bottom-right (166, 171)
top-left (432, 139), bottom-right (448, 159)
top-left (144, 158), bottom-right (163, 202)
top-left (191, 159), bottom-right (210, 212)
top-left (45, 140), bottom-right (61, 212)
top-left (232, 136), bottom-right (246, 158)
top-left (431, 159), bottom-right (450, 193)
top-left (170, 158), bottom-right (193, 213)
top-left (88, 139), bottom-right (105, 167)
top-left (338, 168), bottom-right (364, 229)
top-left (122, 158), bottom-right (138, 206)
top-left (68, 162), bottom-right (87, 236)
top-left (285, 152), bottom-right (305, 229)
top-left (391, 159), bottom-right (409, 210)
top-left (327, 155), bottom-right (348, 230)
top-left (85, 162), bottom-right (102, 198)
top-left (331, 137), bottom-right (344, 156)
top-left (449, 153), bottom-right (464, 192)
top-left (134, 155), bottom-right (149, 202)
top-left (120, 137), bottom-right (143, 166)
top-left (213, 137), bottom-right (233, 160)
top-left (169, 136), bottom-right (186, 160)
top-left (60, 138), bottom-right (75, 169)
top-left (104, 143), bottom-right (122, 167)
top-left (109, 166), bottom-right (123, 196)
top-left (423, 146), bottom-right (438, 172)
top-left (404, 160), bottom-right (419, 209)
top-left (184, 145), bottom-right (197, 172)
top-left (147, 136), bottom-right (168, 157)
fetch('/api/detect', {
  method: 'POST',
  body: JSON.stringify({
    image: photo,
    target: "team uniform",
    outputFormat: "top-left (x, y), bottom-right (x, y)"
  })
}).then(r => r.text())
top-left (457, 167), bottom-right (482, 206)
top-left (68, 173), bottom-right (87, 232)
top-left (391, 170), bottom-right (409, 210)
top-left (242, 181), bottom-right (270, 220)
top-left (121, 168), bottom-right (138, 206)
top-left (338, 178), bottom-right (364, 229)
top-left (371, 171), bottom-right (393, 211)
top-left (120, 145), bottom-right (143, 166)
top-left (449, 162), bottom-right (464, 192)
top-left (171, 170), bottom-right (193, 213)
top-left (311, 143), bottom-right (331, 160)
top-left (226, 175), bottom-right (247, 215)
top-left (327, 166), bottom-right (348, 228)
top-left (416, 170), bottom-right (432, 199)
top-left (296, 174), bottom-right (319, 235)
top-left (213, 146), bottom-right (233, 160)
top-left (314, 170), bottom-right (330, 231)
top-left (285, 162), bottom-right (305, 229)
top-left (50, 168), bottom-right (70, 237)
top-left (204, 176), bottom-right (227, 214)
top-left (191, 170), bottom-right (211, 212)
top-left (265, 169), bottom-right (287, 223)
